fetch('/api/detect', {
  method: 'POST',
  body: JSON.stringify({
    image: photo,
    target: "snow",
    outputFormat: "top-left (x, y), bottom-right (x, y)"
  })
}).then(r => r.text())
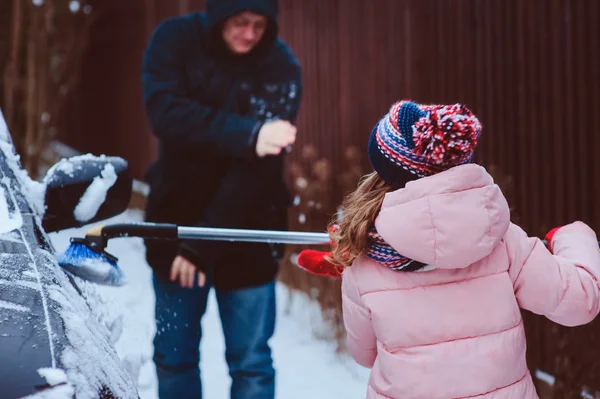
top-left (22, 178), bottom-right (46, 216)
top-left (17, 222), bottom-right (59, 369)
top-left (133, 179), bottom-right (150, 196)
top-left (69, 1), bottom-right (80, 13)
top-left (41, 254), bottom-right (138, 398)
top-left (25, 384), bottom-right (75, 399)
top-left (38, 368), bottom-right (69, 386)
top-left (0, 112), bottom-right (46, 216)
top-left (0, 298), bottom-right (30, 312)
top-left (2, 278), bottom-right (41, 290)
top-left (47, 285), bottom-right (135, 398)
top-left (298, 213), bottom-right (306, 224)
top-left (535, 369), bottom-right (556, 386)
top-left (73, 163), bottom-right (117, 222)
top-left (296, 177), bottom-right (308, 189)
top-left (43, 153), bottom-right (119, 185)
top-left (0, 185), bottom-right (23, 234)
top-left (0, 230), bottom-right (21, 243)
top-left (49, 210), bottom-right (370, 398)
top-left (44, 158), bottom-right (76, 179)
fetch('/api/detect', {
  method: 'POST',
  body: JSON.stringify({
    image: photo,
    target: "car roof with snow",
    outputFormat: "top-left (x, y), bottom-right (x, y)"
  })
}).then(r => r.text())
top-left (0, 113), bottom-right (138, 398)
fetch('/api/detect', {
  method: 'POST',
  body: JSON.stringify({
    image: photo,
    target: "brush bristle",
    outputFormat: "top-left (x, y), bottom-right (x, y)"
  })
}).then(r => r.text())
top-left (57, 242), bottom-right (127, 286)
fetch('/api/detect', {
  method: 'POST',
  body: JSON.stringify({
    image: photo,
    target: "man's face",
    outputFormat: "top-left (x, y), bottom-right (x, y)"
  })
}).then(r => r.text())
top-left (222, 11), bottom-right (268, 55)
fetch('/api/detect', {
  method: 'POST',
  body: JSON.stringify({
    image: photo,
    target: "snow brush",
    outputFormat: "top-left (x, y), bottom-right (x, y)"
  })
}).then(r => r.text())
top-left (57, 223), bottom-right (330, 286)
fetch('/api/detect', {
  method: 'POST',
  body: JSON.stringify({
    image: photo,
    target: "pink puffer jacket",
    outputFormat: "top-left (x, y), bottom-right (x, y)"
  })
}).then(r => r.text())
top-left (342, 164), bottom-right (600, 399)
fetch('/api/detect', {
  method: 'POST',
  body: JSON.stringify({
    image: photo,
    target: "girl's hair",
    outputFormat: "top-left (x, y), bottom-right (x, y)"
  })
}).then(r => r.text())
top-left (328, 172), bottom-right (391, 267)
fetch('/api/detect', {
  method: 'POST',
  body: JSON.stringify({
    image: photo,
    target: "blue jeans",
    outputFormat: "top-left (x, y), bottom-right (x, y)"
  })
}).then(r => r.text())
top-left (152, 277), bottom-right (276, 399)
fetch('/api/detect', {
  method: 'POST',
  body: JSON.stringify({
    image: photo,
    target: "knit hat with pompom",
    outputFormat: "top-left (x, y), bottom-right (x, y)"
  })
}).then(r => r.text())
top-left (368, 100), bottom-right (482, 189)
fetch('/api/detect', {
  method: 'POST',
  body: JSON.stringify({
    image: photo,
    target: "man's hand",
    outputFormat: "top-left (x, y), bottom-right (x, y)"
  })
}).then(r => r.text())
top-left (255, 120), bottom-right (297, 157)
top-left (170, 255), bottom-right (206, 288)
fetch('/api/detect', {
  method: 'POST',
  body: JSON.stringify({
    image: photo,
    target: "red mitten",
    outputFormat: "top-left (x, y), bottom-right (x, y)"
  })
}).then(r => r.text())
top-left (297, 250), bottom-right (342, 278)
top-left (544, 226), bottom-right (563, 253)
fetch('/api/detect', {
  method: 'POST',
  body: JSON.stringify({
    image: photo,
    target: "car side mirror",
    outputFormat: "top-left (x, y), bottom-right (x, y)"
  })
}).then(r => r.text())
top-left (42, 155), bottom-right (133, 232)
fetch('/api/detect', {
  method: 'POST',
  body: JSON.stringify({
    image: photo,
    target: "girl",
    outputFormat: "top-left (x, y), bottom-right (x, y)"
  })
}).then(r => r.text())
top-left (297, 100), bottom-right (600, 398)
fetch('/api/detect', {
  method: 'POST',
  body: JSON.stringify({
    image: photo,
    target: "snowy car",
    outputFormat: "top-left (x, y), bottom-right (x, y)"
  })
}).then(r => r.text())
top-left (0, 113), bottom-right (139, 398)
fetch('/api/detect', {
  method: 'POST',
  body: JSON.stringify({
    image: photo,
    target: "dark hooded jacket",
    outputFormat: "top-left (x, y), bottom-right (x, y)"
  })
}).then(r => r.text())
top-left (142, 0), bottom-right (302, 290)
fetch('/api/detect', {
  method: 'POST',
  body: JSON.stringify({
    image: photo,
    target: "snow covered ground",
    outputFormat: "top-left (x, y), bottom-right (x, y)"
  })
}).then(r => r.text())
top-left (49, 209), bottom-right (370, 399)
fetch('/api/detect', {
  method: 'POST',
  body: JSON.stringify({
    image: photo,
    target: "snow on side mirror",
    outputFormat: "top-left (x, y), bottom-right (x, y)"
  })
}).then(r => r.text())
top-left (42, 155), bottom-right (133, 232)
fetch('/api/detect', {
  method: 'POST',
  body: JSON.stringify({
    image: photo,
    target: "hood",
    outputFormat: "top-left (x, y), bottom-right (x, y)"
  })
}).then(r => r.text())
top-left (205, 0), bottom-right (279, 58)
top-left (374, 164), bottom-right (510, 269)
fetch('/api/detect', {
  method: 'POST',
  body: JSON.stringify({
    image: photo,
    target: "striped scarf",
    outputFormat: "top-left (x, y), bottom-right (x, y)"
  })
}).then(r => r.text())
top-left (366, 227), bottom-right (431, 272)
top-left (331, 224), bottom-right (433, 272)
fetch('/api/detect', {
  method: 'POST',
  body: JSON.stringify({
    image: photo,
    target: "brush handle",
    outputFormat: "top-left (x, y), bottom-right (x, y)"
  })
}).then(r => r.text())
top-left (92, 223), bottom-right (178, 240)
top-left (177, 226), bottom-right (329, 245)
top-left (91, 223), bottom-right (330, 245)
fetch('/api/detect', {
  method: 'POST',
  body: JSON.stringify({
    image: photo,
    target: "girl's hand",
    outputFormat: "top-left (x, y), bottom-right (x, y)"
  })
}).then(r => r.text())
top-left (297, 250), bottom-right (342, 278)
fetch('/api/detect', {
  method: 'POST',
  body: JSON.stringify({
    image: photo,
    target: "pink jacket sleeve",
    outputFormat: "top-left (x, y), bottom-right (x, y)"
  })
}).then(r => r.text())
top-left (342, 266), bottom-right (377, 368)
top-left (506, 221), bottom-right (600, 326)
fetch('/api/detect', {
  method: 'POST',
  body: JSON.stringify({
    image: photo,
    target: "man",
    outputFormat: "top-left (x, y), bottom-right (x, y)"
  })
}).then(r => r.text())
top-left (141, 0), bottom-right (302, 398)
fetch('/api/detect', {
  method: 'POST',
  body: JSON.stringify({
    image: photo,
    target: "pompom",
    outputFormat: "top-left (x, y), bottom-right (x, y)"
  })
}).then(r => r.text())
top-left (412, 104), bottom-right (481, 166)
